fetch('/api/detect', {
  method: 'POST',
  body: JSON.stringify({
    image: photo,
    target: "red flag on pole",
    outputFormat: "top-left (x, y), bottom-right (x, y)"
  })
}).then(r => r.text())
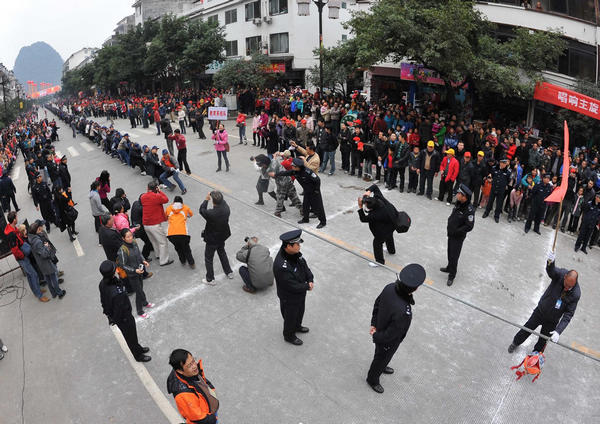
top-left (545, 121), bottom-right (570, 203)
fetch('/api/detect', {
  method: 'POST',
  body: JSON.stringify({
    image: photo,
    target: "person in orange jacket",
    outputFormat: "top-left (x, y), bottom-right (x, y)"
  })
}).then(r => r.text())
top-left (167, 349), bottom-right (219, 424)
top-left (165, 196), bottom-right (195, 269)
top-left (438, 148), bottom-right (459, 204)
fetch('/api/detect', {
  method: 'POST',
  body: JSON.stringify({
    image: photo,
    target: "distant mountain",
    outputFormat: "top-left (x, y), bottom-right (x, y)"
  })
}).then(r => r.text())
top-left (13, 41), bottom-right (63, 87)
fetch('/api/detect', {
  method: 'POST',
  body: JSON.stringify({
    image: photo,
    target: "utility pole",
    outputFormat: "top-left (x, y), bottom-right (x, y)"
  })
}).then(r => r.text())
top-left (0, 77), bottom-right (8, 121)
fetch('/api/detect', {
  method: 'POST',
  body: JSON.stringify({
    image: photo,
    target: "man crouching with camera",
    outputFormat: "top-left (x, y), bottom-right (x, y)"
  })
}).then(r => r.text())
top-left (358, 184), bottom-right (398, 267)
top-left (236, 236), bottom-right (274, 293)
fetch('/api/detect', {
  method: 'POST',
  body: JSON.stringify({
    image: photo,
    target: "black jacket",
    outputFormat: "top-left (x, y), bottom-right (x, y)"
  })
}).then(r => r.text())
top-left (490, 165), bottom-right (511, 194)
top-left (277, 167), bottom-right (321, 194)
top-left (99, 276), bottom-right (133, 324)
top-left (130, 198), bottom-right (143, 226)
top-left (58, 163), bottom-right (71, 188)
top-left (31, 181), bottom-right (52, 207)
top-left (530, 182), bottom-right (553, 208)
top-left (581, 199), bottom-right (600, 226)
top-left (0, 175), bottom-right (16, 198)
top-left (447, 200), bottom-right (475, 239)
top-left (417, 149), bottom-right (441, 172)
top-left (199, 200), bottom-right (231, 244)
top-left (99, 225), bottom-right (123, 262)
top-left (467, 160), bottom-right (487, 189)
top-left (358, 185), bottom-right (397, 239)
top-left (371, 283), bottom-right (413, 346)
top-left (273, 248), bottom-right (314, 302)
top-left (537, 261), bottom-right (581, 334)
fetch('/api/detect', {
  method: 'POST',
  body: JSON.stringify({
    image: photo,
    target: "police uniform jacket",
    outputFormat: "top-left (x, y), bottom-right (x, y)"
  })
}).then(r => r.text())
top-left (371, 283), bottom-right (413, 346)
top-left (530, 182), bottom-right (553, 207)
top-left (277, 167), bottom-right (320, 193)
top-left (99, 276), bottom-right (133, 324)
top-left (273, 249), bottom-right (314, 303)
top-left (31, 181), bottom-right (52, 207)
top-left (538, 261), bottom-right (581, 334)
top-left (447, 201), bottom-right (475, 239)
top-left (581, 199), bottom-right (600, 226)
top-left (490, 165), bottom-right (511, 194)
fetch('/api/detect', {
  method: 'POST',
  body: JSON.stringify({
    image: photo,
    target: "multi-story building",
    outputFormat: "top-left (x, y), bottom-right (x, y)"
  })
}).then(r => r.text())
top-left (179, 0), bottom-right (372, 86)
top-left (115, 14), bottom-right (136, 36)
top-left (0, 63), bottom-right (24, 103)
top-left (133, 0), bottom-right (196, 25)
top-left (63, 48), bottom-right (98, 77)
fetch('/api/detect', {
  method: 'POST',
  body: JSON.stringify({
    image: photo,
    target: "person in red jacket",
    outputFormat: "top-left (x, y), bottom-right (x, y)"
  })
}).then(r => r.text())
top-left (153, 109), bottom-right (161, 135)
top-left (167, 129), bottom-right (191, 175)
top-left (4, 211), bottom-right (48, 302)
top-left (438, 148), bottom-right (459, 204)
top-left (140, 181), bottom-right (173, 266)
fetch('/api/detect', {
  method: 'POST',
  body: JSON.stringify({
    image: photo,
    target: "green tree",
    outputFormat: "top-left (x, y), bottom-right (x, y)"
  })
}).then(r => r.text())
top-left (179, 20), bottom-right (226, 80)
top-left (339, 0), bottom-right (567, 108)
top-left (213, 54), bottom-right (271, 89)
top-left (307, 45), bottom-right (355, 97)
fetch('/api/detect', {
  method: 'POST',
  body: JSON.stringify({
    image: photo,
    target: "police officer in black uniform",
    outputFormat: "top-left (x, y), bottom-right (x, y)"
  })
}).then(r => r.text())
top-left (574, 191), bottom-right (600, 253)
top-left (31, 172), bottom-right (54, 232)
top-left (273, 230), bottom-right (314, 345)
top-left (508, 251), bottom-right (580, 354)
top-left (276, 158), bottom-right (326, 229)
top-left (482, 158), bottom-right (511, 223)
top-left (367, 263), bottom-right (426, 394)
top-left (524, 173), bottom-right (553, 234)
top-left (441, 184), bottom-right (475, 286)
top-left (98, 260), bottom-right (151, 362)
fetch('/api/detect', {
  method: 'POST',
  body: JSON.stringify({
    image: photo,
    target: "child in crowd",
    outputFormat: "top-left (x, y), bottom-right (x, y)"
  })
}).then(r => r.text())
top-left (479, 175), bottom-right (492, 208)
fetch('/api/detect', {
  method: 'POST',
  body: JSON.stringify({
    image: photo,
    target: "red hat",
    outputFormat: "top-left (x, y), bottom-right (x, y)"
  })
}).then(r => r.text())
top-left (464, 152), bottom-right (471, 158)
top-left (354, 119), bottom-right (362, 125)
top-left (301, 119), bottom-right (307, 124)
top-left (353, 136), bottom-right (361, 141)
top-left (570, 168), bottom-right (577, 173)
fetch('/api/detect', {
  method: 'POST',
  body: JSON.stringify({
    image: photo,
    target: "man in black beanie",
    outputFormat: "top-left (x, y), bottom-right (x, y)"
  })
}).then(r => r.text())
top-left (366, 263), bottom-right (426, 393)
top-left (98, 260), bottom-right (151, 362)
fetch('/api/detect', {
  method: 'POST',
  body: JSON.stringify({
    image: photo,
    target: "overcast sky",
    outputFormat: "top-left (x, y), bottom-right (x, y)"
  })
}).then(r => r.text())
top-left (0, 0), bottom-right (134, 69)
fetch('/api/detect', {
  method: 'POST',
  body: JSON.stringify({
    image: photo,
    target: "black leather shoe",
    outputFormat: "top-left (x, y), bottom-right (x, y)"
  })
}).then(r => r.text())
top-left (135, 354), bottom-right (152, 362)
top-left (446, 277), bottom-right (454, 287)
top-left (367, 380), bottom-right (384, 393)
top-left (296, 326), bottom-right (309, 333)
top-left (383, 366), bottom-right (394, 374)
top-left (58, 290), bottom-right (66, 298)
top-left (481, 212), bottom-right (489, 219)
top-left (581, 248), bottom-right (588, 254)
top-left (534, 230), bottom-right (541, 235)
top-left (508, 343), bottom-right (516, 353)
top-left (141, 347), bottom-right (150, 354)
top-left (440, 267), bottom-right (449, 273)
top-left (285, 337), bottom-right (303, 346)
top-left (316, 223), bottom-right (326, 229)
top-left (494, 216), bottom-right (499, 223)
top-left (297, 219), bottom-right (309, 224)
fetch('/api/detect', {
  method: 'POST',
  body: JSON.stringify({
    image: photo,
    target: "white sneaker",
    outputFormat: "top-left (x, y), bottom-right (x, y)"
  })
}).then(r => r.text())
top-left (202, 278), bottom-right (216, 286)
top-left (145, 303), bottom-right (155, 308)
top-left (446, 202), bottom-right (451, 206)
top-left (140, 171), bottom-right (146, 175)
top-left (0, 345), bottom-right (7, 353)
top-left (368, 262), bottom-right (378, 268)
top-left (160, 184), bottom-right (168, 189)
top-left (227, 273), bottom-right (234, 279)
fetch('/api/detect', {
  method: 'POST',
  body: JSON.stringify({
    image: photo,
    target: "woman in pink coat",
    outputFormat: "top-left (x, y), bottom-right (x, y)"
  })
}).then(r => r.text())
top-left (112, 202), bottom-right (137, 233)
top-left (212, 123), bottom-right (230, 172)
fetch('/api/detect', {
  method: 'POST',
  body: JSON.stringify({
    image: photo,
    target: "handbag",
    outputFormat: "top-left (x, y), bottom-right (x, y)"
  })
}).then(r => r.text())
top-left (224, 142), bottom-right (230, 152)
top-left (395, 211), bottom-right (411, 233)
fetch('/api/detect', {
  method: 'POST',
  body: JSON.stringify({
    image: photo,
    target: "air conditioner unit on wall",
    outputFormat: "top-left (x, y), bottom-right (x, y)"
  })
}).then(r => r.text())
top-left (253, 17), bottom-right (262, 25)
top-left (263, 16), bottom-right (272, 23)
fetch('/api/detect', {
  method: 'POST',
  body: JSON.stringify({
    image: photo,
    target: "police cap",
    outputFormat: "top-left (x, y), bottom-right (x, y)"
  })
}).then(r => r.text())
top-left (398, 263), bottom-right (426, 289)
top-left (292, 157), bottom-right (305, 167)
top-left (280, 229), bottom-right (303, 244)
top-left (457, 184), bottom-right (472, 197)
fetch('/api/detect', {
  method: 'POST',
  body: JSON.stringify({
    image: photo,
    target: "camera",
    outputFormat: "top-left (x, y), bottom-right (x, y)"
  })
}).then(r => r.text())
top-left (244, 236), bottom-right (250, 242)
top-left (249, 156), bottom-right (255, 161)
top-left (362, 194), bottom-right (376, 208)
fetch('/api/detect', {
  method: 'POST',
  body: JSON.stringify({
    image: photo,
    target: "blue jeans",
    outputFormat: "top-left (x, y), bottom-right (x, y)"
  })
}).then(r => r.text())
top-left (118, 149), bottom-right (130, 166)
top-left (321, 151), bottom-right (336, 174)
top-left (239, 265), bottom-right (255, 290)
top-left (18, 258), bottom-right (42, 299)
top-left (238, 125), bottom-right (246, 141)
top-left (160, 171), bottom-right (186, 192)
top-left (44, 271), bottom-right (62, 298)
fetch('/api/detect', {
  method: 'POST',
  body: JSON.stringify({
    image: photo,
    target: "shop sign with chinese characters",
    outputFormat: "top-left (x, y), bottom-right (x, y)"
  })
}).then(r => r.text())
top-left (533, 82), bottom-right (600, 120)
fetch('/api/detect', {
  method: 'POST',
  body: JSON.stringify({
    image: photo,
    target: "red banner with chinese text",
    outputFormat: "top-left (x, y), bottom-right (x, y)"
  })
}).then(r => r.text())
top-left (534, 82), bottom-right (600, 120)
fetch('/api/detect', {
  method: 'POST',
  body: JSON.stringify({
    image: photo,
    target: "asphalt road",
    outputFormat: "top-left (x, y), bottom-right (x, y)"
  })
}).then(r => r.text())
top-left (0, 109), bottom-right (598, 424)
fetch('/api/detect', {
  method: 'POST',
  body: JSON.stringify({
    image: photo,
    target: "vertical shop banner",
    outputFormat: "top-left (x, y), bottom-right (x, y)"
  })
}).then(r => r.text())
top-left (533, 82), bottom-right (600, 120)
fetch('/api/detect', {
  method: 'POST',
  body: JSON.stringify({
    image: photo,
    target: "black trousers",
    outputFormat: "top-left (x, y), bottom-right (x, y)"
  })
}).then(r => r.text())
top-left (408, 169), bottom-right (418, 191)
top-left (303, 191), bottom-right (326, 224)
top-left (350, 151), bottom-right (362, 176)
top-left (525, 203), bottom-right (545, 232)
top-left (129, 275), bottom-right (148, 316)
top-left (512, 307), bottom-right (556, 353)
top-left (438, 179), bottom-right (454, 203)
top-left (575, 222), bottom-right (594, 250)
top-left (471, 184), bottom-right (482, 208)
top-left (485, 190), bottom-right (505, 219)
top-left (116, 316), bottom-right (144, 358)
top-left (446, 236), bottom-right (465, 279)
top-left (367, 340), bottom-right (401, 386)
top-left (373, 234), bottom-right (395, 264)
top-left (279, 298), bottom-right (306, 341)
top-left (168, 234), bottom-right (195, 265)
top-left (177, 148), bottom-right (191, 173)
top-left (135, 226), bottom-right (154, 259)
top-left (418, 170), bottom-right (435, 196)
top-left (341, 148), bottom-right (350, 171)
top-left (395, 167), bottom-right (406, 190)
top-left (204, 242), bottom-right (232, 281)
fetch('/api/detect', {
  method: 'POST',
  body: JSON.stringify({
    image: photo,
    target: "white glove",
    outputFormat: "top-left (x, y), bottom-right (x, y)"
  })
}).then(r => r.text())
top-left (550, 331), bottom-right (560, 343)
top-left (547, 250), bottom-right (555, 263)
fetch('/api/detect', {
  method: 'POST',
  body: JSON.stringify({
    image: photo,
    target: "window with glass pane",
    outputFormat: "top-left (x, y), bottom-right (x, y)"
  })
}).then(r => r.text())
top-left (245, 1), bottom-right (261, 20)
top-left (341, 2), bottom-right (347, 8)
top-left (549, 0), bottom-right (567, 13)
top-left (568, 0), bottom-right (595, 21)
top-left (207, 15), bottom-right (218, 24)
top-left (225, 40), bottom-right (238, 57)
top-left (269, 0), bottom-right (288, 15)
top-left (270, 33), bottom-right (289, 54)
top-left (225, 9), bottom-right (237, 24)
top-left (570, 50), bottom-right (596, 81)
top-left (246, 36), bottom-right (262, 55)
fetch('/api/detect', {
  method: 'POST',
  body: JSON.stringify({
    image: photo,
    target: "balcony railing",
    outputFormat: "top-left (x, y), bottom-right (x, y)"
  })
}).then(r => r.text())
top-left (480, 0), bottom-right (597, 24)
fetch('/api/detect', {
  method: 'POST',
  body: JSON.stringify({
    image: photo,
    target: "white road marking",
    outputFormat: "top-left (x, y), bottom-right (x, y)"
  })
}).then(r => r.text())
top-left (13, 166), bottom-right (20, 181)
top-left (67, 146), bottom-right (80, 157)
top-left (109, 326), bottom-right (182, 424)
top-left (80, 143), bottom-right (94, 152)
top-left (72, 238), bottom-right (85, 257)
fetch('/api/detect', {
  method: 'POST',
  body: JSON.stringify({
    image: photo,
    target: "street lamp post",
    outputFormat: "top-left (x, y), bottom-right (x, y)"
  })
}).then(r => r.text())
top-left (297, 0), bottom-right (340, 96)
